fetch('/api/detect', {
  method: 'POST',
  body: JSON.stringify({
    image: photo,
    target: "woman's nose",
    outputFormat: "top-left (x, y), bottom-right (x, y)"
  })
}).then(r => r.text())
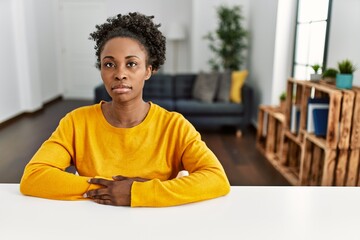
top-left (115, 65), bottom-right (127, 80)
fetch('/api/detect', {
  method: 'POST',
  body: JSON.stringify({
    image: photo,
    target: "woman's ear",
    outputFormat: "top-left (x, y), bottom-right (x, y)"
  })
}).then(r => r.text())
top-left (145, 65), bottom-right (153, 81)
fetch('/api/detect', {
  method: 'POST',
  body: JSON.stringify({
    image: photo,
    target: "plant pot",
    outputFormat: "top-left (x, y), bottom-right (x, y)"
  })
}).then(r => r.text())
top-left (336, 74), bottom-right (353, 89)
top-left (322, 77), bottom-right (336, 85)
top-left (310, 73), bottom-right (322, 81)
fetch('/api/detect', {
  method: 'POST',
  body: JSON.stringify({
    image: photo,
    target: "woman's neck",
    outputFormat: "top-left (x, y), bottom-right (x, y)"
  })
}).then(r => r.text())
top-left (103, 100), bottom-right (150, 128)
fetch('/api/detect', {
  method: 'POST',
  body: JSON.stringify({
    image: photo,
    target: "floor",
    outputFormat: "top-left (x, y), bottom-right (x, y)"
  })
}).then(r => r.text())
top-left (0, 99), bottom-right (289, 186)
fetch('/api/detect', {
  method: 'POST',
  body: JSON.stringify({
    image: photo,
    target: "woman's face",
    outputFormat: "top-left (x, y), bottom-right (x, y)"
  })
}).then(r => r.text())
top-left (100, 37), bottom-right (152, 103)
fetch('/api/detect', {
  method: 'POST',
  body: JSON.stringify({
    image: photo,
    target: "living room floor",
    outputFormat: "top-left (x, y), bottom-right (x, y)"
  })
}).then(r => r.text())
top-left (0, 99), bottom-right (289, 186)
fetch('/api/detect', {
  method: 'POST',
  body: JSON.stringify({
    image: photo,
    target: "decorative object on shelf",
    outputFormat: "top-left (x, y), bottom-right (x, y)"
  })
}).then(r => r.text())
top-left (307, 97), bottom-right (329, 133)
top-left (313, 108), bottom-right (329, 137)
top-left (310, 64), bottom-right (322, 81)
top-left (166, 23), bottom-right (186, 74)
top-left (279, 91), bottom-right (286, 113)
top-left (290, 104), bottom-right (300, 134)
top-left (203, 5), bottom-right (247, 71)
top-left (322, 68), bottom-right (338, 84)
top-left (336, 59), bottom-right (357, 89)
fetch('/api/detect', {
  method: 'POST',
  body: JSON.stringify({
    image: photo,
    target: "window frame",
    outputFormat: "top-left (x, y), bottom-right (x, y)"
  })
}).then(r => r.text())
top-left (291, 0), bottom-right (333, 79)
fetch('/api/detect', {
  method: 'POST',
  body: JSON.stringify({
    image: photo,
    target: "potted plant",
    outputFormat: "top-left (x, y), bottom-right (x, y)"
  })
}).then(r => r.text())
top-left (204, 5), bottom-right (248, 71)
top-left (322, 68), bottom-right (338, 84)
top-left (279, 91), bottom-right (286, 113)
top-left (310, 64), bottom-right (322, 81)
top-left (336, 59), bottom-right (357, 89)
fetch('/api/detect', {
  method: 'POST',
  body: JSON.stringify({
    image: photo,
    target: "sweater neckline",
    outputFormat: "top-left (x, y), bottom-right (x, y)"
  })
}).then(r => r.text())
top-left (96, 101), bottom-right (155, 132)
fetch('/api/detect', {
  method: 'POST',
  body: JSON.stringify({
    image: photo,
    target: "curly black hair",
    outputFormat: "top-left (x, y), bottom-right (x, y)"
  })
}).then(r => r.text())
top-left (89, 12), bottom-right (166, 71)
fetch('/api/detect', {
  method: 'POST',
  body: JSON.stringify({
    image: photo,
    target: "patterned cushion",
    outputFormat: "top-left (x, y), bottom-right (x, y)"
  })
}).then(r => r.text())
top-left (192, 72), bottom-right (219, 103)
top-left (216, 70), bottom-right (232, 102)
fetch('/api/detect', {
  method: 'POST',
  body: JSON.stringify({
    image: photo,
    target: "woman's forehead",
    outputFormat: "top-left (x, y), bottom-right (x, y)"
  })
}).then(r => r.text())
top-left (101, 37), bottom-right (147, 59)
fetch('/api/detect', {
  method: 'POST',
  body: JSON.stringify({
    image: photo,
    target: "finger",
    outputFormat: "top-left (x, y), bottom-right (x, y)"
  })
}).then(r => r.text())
top-left (92, 194), bottom-right (111, 200)
top-left (93, 199), bottom-right (112, 205)
top-left (88, 178), bottom-right (112, 186)
top-left (112, 175), bottom-right (128, 181)
top-left (86, 188), bottom-right (110, 198)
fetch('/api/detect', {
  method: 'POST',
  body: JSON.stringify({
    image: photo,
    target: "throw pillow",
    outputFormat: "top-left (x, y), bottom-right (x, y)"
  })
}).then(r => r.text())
top-left (192, 72), bottom-right (219, 103)
top-left (230, 70), bottom-right (249, 103)
top-left (216, 70), bottom-right (232, 102)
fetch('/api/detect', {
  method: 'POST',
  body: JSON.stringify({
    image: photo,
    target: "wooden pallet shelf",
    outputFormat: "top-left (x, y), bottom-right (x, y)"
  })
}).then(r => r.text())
top-left (257, 78), bottom-right (360, 186)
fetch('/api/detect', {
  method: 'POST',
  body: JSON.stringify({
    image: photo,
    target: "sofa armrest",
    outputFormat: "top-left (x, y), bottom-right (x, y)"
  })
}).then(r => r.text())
top-left (241, 83), bottom-right (253, 126)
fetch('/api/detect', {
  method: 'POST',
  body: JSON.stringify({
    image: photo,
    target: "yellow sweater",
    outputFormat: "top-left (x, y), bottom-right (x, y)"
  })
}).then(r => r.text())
top-left (20, 102), bottom-right (230, 207)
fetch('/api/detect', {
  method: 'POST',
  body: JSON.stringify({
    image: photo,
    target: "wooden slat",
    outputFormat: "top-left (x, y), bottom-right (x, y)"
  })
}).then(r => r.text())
top-left (321, 149), bottom-right (337, 186)
top-left (336, 150), bottom-right (348, 186)
top-left (299, 137), bottom-right (312, 185)
top-left (350, 89), bottom-right (360, 149)
top-left (256, 105), bottom-right (265, 143)
top-left (285, 79), bottom-right (293, 130)
top-left (310, 145), bottom-right (322, 186)
top-left (279, 131), bottom-right (289, 165)
top-left (305, 133), bottom-right (326, 150)
top-left (338, 91), bottom-right (355, 149)
top-left (326, 92), bottom-right (342, 149)
top-left (275, 121), bottom-right (283, 160)
top-left (299, 86), bottom-right (311, 138)
top-left (265, 113), bottom-right (276, 155)
top-left (346, 149), bottom-right (360, 186)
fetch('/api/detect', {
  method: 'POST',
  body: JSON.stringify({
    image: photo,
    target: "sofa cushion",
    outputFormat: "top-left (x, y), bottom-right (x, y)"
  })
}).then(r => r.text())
top-left (176, 100), bottom-right (244, 115)
top-left (192, 72), bottom-right (219, 103)
top-left (143, 74), bottom-right (173, 99)
top-left (216, 70), bottom-right (232, 102)
top-left (230, 70), bottom-right (248, 103)
top-left (174, 74), bottom-right (197, 99)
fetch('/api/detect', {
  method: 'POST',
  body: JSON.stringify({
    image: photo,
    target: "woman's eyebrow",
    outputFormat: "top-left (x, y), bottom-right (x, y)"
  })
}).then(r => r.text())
top-left (102, 55), bottom-right (140, 60)
top-left (102, 56), bottom-right (115, 60)
top-left (125, 55), bottom-right (140, 59)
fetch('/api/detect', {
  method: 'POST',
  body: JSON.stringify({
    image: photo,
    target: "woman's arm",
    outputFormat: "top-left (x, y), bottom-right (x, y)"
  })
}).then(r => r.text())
top-left (20, 113), bottom-right (94, 200)
top-left (130, 134), bottom-right (230, 207)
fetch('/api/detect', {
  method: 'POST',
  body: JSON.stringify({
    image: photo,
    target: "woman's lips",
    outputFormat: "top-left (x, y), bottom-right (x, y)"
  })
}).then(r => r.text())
top-left (111, 84), bottom-right (132, 93)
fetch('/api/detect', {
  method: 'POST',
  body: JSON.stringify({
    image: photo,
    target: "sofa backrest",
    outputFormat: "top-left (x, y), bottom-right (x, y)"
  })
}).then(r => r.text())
top-left (174, 74), bottom-right (197, 99)
top-left (143, 74), bottom-right (173, 99)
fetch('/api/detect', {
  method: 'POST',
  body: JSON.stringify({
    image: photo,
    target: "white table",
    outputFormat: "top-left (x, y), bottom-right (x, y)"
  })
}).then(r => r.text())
top-left (0, 184), bottom-right (359, 240)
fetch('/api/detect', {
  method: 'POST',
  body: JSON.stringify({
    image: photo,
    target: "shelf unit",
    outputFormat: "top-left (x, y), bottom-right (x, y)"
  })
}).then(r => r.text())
top-left (257, 78), bottom-right (360, 186)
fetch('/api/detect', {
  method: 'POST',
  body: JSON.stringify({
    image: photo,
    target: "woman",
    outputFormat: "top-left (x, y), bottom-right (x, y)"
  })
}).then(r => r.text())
top-left (20, 12), bottom-right (230, 207)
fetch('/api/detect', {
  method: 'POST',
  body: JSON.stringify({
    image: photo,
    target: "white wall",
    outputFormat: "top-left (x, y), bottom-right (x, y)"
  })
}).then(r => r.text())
top-left (106, 0), bottom-right (192, 74)
top-left (247, 0), bottom-right (279, 124)
top-left (33, 0), bottom-right (61, 102)
top-left (0, 0), bottom-right (22, 122)
top-left (271, 0), bottom-right (297, 105)
top-left (327, 0), bottom-right (360, 86)
top-left (0, 0), bottom-right (61, 123)
top-left (191, 0), bottom-right (250, 73)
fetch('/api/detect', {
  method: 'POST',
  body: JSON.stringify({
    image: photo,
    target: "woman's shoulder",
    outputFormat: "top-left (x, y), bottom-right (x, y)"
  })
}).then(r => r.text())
top-left (65, 103), bottom-right (100, 120)
top-left (151, 103), bottom-right (184, 121)
top-left (150, 103), bottom-right (196, 131)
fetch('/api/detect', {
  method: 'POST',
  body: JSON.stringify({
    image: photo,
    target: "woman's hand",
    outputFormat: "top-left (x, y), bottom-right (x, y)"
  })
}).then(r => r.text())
top-left (84, 176), bottom-right (149, 206)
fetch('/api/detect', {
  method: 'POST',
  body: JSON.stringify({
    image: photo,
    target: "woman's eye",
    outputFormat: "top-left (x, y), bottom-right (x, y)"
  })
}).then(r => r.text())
top-left (104, 62), bottom-right (115, 68)
top-left (127, 62), bottom-right (137, 68)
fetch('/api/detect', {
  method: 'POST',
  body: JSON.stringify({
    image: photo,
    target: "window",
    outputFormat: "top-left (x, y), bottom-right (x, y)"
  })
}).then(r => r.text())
top-left (292, 0), bottom-right (332, 80)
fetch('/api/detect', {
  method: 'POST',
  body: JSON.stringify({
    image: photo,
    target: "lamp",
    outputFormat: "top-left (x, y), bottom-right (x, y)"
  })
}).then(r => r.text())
top-left (166, 23), bottom-right (186, 73)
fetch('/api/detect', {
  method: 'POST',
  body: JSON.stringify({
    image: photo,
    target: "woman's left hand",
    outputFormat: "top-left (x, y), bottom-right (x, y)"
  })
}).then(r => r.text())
top-left (84, 176), bottom-right (149, 206)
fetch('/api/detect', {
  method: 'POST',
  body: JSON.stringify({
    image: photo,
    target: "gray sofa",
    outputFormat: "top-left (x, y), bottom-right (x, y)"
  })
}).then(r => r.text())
top-left (94, 73), bottom-right (253, 131)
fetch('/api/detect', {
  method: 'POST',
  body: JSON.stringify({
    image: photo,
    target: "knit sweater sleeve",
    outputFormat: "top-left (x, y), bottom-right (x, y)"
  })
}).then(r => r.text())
top-left (131, 121), bottom-right (230, 207)
top-left (19, 112), bottom-right (95, 200)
